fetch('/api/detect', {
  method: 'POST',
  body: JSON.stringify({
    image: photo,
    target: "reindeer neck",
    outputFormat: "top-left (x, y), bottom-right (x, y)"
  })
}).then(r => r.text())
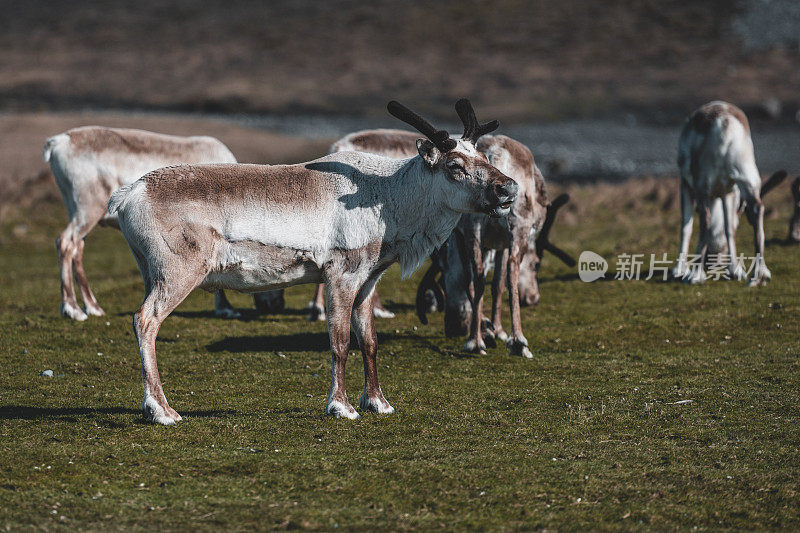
top-left (388, 158), bottom-right (462, 279)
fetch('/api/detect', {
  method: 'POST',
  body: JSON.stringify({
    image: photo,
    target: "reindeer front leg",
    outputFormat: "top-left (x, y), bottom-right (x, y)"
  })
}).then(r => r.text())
top-left (352, 281), bottom-right (394, 414)
top-left (214, 290), bottom-right (241, 319)
top-left (722, 192), bottom-right (746, 281)
top-left (463, 226), bottom-right (487, 355)
top-left (324, 282), bottom-right (358, 419)
top-left (671, 179), bottom-right (694, 280)
top-left (307, 283), bottom-right (327, 322)
top-left (745, 197), bottom-right (771, 286)
top-left (506, 242), bottom-right (533, 359)
top-left (687, 200), bottom-right (710, 285)
top-left (487, 248), bottom-right (508, 343)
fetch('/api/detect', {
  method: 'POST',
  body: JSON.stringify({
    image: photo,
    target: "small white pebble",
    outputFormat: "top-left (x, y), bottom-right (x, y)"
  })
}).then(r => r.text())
top-left (97, 352), bottom-right (103, 356)
top-left (105, 321), bottom-right (110, 326)
top-left (40, 370), bottom-right (54, 377)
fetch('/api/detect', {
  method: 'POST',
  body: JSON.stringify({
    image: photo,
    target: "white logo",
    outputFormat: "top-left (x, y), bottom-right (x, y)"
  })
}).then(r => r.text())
top-left (579, 251), bottom-right (607, 282)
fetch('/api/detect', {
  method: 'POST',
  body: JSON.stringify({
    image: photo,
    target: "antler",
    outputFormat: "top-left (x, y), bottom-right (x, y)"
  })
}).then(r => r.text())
top-left (387, 101), bottom-right (456, 153)
top-left (455, 98), bottom-right (499, 144)
top-left (535, 193), bottom-right (576, 267)
top-left (761, 170), bottom-right (787, 197)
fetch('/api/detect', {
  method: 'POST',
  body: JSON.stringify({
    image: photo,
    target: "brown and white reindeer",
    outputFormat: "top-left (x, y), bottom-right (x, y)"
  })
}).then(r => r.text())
top-left (43, 127), bottom-right (276, 320)
top-left (108, 100), bottom-right (518, 424)
top-left (418, 187), bottom-right (573, 346)
top-left (308, 128), bottom-right (573, 344)
top-left (671, 101), bottom-right (776, 286)
top-left (454, 127), bottom-right (551, 358)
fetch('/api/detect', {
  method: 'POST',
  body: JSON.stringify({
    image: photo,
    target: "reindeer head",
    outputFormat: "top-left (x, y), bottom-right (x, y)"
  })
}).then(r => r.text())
top-left (707, 170), bottom-right (787, 255)
top-left (387, 99), bottom-right (518, 217)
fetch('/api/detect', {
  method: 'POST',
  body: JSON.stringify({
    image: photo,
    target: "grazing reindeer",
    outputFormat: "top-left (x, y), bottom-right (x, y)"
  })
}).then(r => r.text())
top-left (671, 101), bottom-right (773, 286)
top-left (416, 190), bottom-right (573, 341)
top-left (108, 100), bottom-right (517, 424)
top-left (456, 132), bottom-right (550, 358)
top-left (43, 127), bottom-right (273, 320)
top-left (704, 171), bottom-right (786, 257)
top-left (790, 177), bottom-right (800, 243)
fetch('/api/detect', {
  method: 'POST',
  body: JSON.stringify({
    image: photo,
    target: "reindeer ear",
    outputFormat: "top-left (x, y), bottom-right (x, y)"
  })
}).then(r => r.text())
top-left (417, 138), bottom-right (442, 168)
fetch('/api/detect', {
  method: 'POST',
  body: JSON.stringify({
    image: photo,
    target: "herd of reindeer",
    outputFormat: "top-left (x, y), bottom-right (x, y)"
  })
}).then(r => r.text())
top-left (42, 98), bottom-right (799, 423)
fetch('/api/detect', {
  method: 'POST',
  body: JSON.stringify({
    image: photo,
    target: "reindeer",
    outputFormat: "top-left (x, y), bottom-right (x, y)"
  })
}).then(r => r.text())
top-left (671, 101), bottom-right (775, 286)
top-left (43, 126), bottom-right (276, 320)
top-left (108, 100), bottom-right (518, 424)
top-left (309, 128), bottom-right (573, 343)
top-left (416, 189), bottom-right (573, 344)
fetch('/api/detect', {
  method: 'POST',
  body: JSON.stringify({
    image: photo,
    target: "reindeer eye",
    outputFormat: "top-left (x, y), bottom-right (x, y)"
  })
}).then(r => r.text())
top-left (447, 162), bottom-right (466, 174)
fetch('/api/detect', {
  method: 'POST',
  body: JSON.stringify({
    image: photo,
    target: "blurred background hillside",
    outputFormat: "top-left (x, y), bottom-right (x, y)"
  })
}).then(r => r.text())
top-left (1, 0), bottom-right (798, 206)
top-left (2, 0), bottom-right (799, 121)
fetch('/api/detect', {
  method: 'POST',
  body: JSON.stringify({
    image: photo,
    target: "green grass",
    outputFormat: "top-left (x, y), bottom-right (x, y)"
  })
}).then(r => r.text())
top-left (1, 184), bottom-right (799, 530)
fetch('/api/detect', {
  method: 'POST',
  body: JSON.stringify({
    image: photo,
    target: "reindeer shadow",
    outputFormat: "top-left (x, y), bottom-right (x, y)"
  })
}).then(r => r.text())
top-left (0, 405), bottom-right (236, 422)
top-left (207, 332), bottom-right (332, 353)
top-left (766, 237), bottom-right (799, 247)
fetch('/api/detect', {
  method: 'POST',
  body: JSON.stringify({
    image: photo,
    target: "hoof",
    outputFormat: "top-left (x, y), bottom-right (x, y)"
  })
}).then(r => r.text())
top-left (463, 338), bottom-right (487, 355)
top-left (730, 265), bottom-right (747, 281)
top-left (307, 304), bottom-right (326, 322)
top-left (85, 304), bottom-right (105, 317)
top-left (495, 329), bottom-right (509, 343)
top-left (423, 289), bottom-right (438, 313)
top-left (325, 400), bottom-right (360, 419)
top-left (670, 264), bottom-right (688, 281)
top-left (61, 302), bottom-right (88, 321)
top-left (142, 396), bottom-right (182, 425)
top-left (214, 307), bottom-right (241, 319)
top-left (482, 332), bottom-right (497, 349)
top-left (373, 306), bottom-right (396, 319)
top-left (686, 268), bottom-right (706, 285)
top-left (748, 267), bottom-right (771, 287)
top-left (507, 338), bottom-right (533, 359)
top-left (359, 393), bottom-right (395, 414)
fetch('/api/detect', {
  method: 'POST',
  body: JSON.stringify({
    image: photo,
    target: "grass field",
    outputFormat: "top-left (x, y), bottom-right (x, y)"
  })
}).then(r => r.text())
top-left (1, 177), bottom-right (799, 530)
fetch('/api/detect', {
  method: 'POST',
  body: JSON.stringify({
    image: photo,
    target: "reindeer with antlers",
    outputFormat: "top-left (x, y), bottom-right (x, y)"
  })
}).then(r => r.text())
top-left (307, 125), bottom-right (573, 351)
top-left (109, 99), bottom-right (517, 423)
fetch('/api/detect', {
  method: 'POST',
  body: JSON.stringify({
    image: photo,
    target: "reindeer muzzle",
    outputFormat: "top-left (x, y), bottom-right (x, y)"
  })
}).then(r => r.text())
top-left (487, 179), bottom-right (518, 217)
